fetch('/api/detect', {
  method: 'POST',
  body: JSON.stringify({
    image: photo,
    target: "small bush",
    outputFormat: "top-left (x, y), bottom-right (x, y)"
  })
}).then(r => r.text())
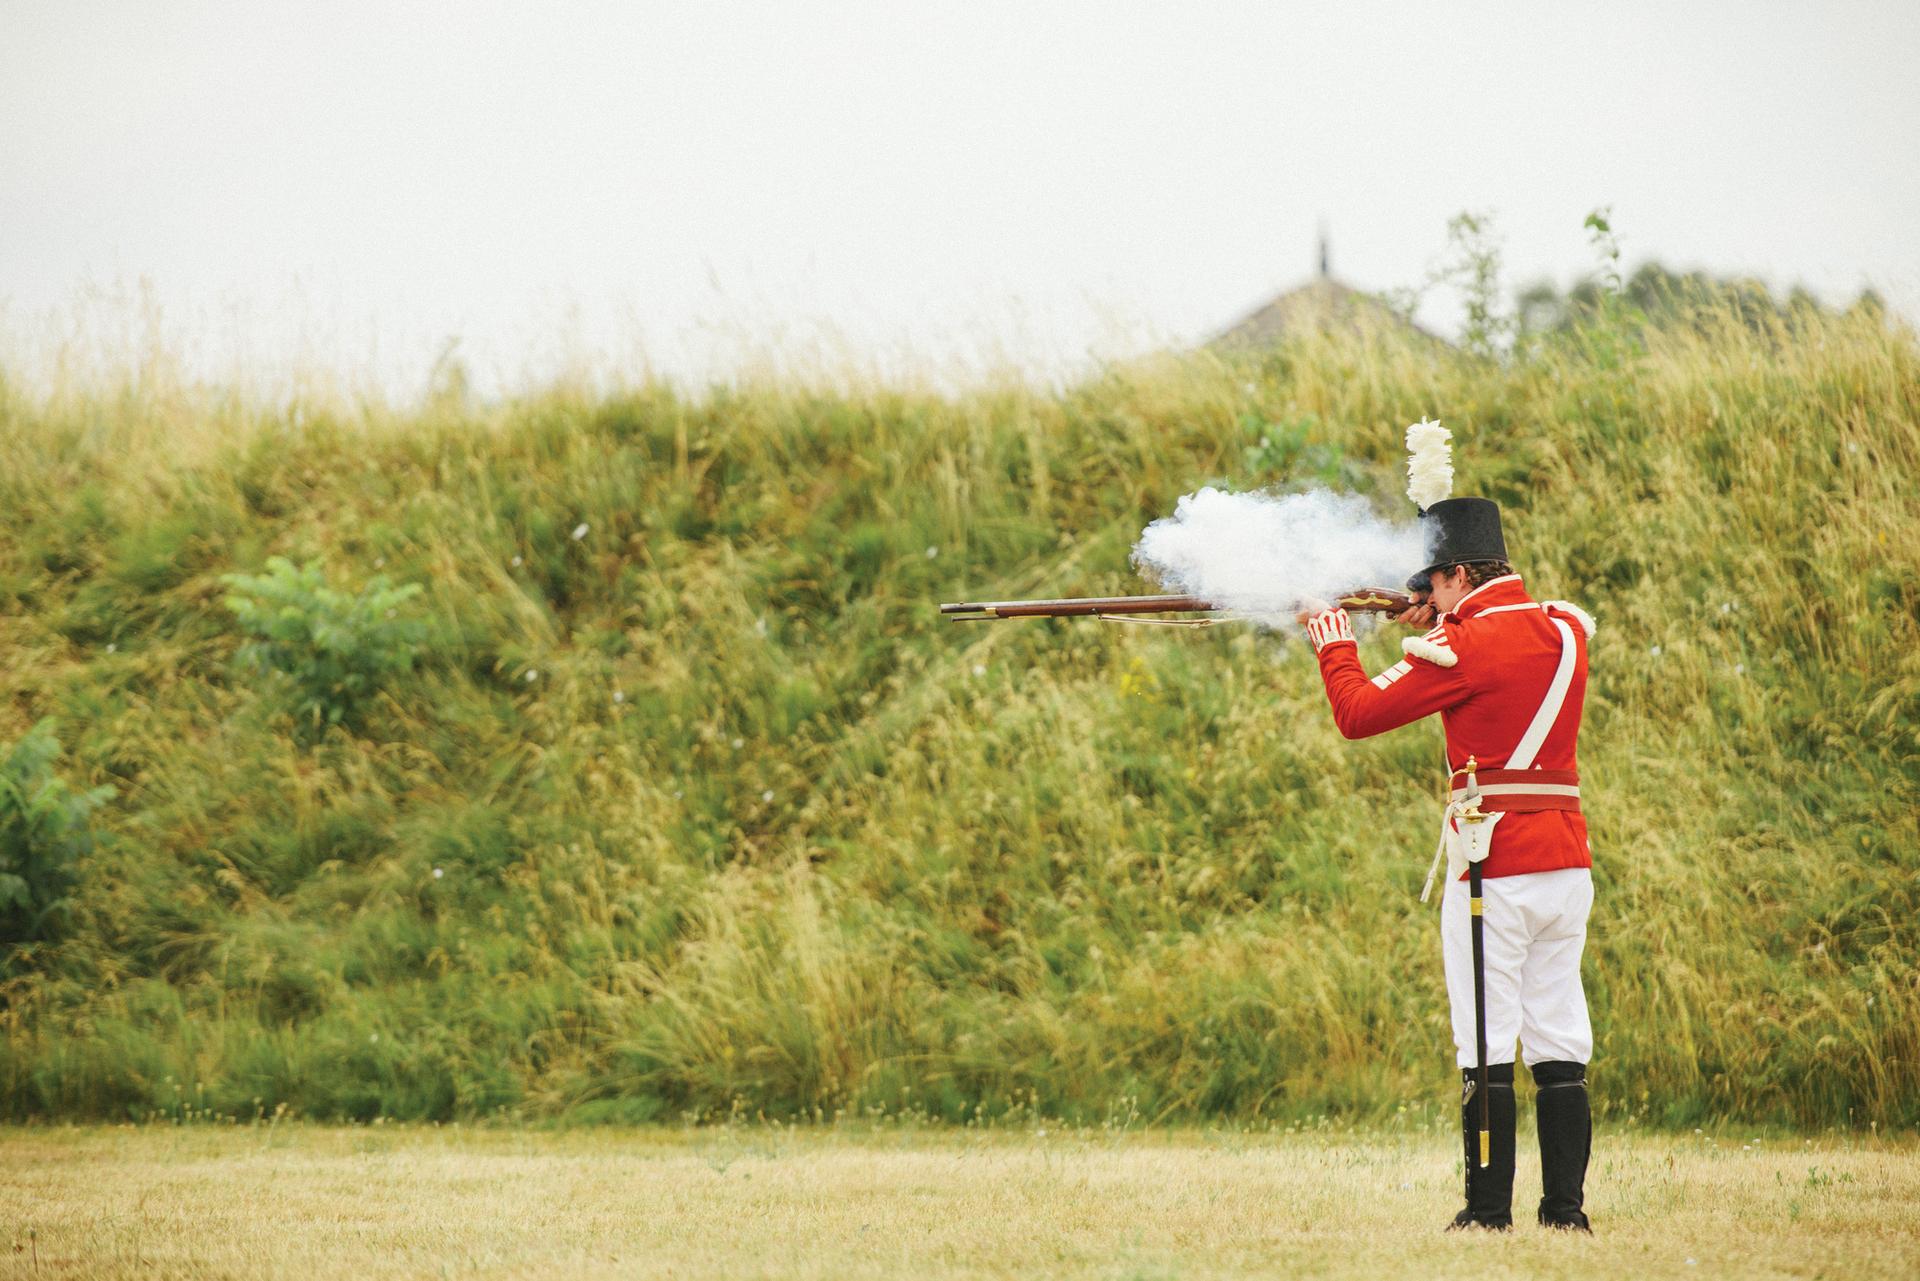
top-left (1239, 412), bottom-right (1346, 486)
top-left (0, 719), bottom-right (112, 960)
top-left (221, 557), bottom-right (425, 730)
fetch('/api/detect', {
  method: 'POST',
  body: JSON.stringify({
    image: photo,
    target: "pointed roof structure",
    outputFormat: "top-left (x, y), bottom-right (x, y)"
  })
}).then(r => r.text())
top-left (1207, 231), bottom-right (1446, 350)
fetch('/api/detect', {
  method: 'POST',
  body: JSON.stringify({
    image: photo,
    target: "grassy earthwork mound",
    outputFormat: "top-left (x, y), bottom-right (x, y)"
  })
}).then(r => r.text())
top-left (1, 306), bottom-right (1915, 1128)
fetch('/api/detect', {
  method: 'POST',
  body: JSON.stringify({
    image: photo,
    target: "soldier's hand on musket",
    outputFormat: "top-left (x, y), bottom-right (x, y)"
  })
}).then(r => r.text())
top-left (1388, 592), bottom-right (1437, 628)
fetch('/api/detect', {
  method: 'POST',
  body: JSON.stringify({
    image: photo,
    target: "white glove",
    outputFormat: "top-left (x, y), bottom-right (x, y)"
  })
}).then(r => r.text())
top-left (1305, 607), bottom-right (1356, 653)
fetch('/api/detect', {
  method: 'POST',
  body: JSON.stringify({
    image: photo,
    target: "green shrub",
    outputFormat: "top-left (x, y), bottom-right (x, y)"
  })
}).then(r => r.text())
top-left (220, 557), bottom-right (425, 730)
top-left (1239, 412), bottom-right (1347, 486)
top-left (0, 719), bottom-right (112, 961)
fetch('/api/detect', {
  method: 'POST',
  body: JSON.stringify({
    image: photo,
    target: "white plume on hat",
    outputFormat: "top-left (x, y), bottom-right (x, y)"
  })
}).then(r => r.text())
top-left (1405, 418), bottom-right (1453, 510)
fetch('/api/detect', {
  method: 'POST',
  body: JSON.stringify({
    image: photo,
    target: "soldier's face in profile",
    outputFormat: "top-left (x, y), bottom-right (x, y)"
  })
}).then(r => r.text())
top-left (1427, 566), bottom-right (1474, 614)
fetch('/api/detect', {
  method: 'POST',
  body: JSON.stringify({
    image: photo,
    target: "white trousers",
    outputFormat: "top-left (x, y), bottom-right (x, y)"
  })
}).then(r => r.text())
top-left (1440, 866), bottom-right (1594, 1069)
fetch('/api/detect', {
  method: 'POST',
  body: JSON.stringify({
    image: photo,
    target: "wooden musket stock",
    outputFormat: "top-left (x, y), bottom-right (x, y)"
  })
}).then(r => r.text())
top-left (939, 587), bottom-right (1415, 620)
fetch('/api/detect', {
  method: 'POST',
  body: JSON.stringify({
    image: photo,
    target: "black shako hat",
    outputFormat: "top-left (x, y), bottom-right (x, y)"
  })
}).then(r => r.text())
top-left (1407, 496), bottom-right (1507, 590)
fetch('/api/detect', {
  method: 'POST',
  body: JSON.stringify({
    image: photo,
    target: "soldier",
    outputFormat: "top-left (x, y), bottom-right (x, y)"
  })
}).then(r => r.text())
top-left (1299, 496), bottom-right (1596, 1232)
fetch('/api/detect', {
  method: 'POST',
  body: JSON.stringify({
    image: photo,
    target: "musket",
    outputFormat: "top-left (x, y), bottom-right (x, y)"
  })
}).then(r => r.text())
top-left (939, 586), bottom-right (1416, 621)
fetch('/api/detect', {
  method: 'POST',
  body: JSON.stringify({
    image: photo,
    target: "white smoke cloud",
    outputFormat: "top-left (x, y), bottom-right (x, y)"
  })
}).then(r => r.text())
top-left (1131, 487), bottom-right (1428, 629)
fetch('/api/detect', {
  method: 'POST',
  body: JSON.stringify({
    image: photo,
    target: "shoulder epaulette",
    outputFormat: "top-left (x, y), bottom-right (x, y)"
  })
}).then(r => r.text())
top-left (1543, 600), bottom-right (1597, 638)
top-left (1402, 624), bottom-right (1458, 668)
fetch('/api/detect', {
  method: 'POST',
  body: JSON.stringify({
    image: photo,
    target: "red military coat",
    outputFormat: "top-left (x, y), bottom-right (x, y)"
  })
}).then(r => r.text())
top-left (1312, 574), bottom-right (1595, 879)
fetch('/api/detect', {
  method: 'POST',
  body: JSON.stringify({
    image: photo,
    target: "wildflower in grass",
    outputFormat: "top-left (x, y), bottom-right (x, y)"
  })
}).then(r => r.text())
top-left (972, 664), bottom-right (986, 677)
top-left (571, 523), bottom-right (589, 540)
top-left (612, 690), bottom-right (625, 704)
top-left (761, 790), bottom-right (773, 802)
top-left (731, 737), bottom-right (744, 749)
top-left (511, 555), bottom-right (523, 566)
top-left (432, 867), bottom-right (444, 879)
top-left (524, 669), bottom-right (539, 682)
top-left (1650, 644), bottom-right (1662, 656)
top-left (925, 546), bottom-right (939, 559)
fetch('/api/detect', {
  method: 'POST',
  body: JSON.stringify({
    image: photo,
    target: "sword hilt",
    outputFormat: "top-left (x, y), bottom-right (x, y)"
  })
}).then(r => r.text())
top-left (1452, 755), bottom-right (1490, 823)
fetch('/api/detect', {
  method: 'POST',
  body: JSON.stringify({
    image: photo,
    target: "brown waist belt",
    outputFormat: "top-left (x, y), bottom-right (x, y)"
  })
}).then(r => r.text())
top-left (1448, 767), bottom-right (1582, 814)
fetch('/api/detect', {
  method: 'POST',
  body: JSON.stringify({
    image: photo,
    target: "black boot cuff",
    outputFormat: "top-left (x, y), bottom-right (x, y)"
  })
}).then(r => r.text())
top-left (1530, 1060), bottom-right (1586, 1088)
top-left (1462, 1063), bottom-right (1516, 1087)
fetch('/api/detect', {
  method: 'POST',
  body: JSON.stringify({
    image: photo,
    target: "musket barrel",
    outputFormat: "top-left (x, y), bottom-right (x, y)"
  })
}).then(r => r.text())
top-left (938, 587), bottom-right (1414, 620)
top-left (939, 593), bottom-right (1211, 619)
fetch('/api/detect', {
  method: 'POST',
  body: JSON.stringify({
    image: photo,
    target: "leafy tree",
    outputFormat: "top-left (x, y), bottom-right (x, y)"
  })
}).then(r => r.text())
top-left (1441, 211), bottom-right (1512, 358)
top-left (1515, 208), bottom-right (1882, 339)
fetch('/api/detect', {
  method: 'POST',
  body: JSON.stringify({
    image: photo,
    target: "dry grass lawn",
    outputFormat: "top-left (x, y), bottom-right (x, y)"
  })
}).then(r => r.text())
top-left (3, 1125), bottom-right (1916, 1279)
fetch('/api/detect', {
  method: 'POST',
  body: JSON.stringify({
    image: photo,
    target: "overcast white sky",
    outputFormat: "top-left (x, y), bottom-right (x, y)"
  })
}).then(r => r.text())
top-left (3, 0), bottom-right (1917, 395)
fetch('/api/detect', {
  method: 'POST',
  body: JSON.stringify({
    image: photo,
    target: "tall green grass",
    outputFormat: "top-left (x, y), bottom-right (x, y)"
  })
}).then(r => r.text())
top-left (0, 307), bottom-right (1915, 1130)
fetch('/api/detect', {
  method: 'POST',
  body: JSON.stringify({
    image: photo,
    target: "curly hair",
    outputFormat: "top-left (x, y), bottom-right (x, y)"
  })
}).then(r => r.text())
top-left (1457, 559), bottom-right (1516, 588)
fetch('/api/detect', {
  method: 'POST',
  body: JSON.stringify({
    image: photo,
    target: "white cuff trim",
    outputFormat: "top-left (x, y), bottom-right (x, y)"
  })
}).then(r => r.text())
top-left (1402, 635), bottom-right (1459, 667)
top-left (1544, 601), bottom-right (1597, 638)
top-left (1306, 607), bottom-right (1356, 653)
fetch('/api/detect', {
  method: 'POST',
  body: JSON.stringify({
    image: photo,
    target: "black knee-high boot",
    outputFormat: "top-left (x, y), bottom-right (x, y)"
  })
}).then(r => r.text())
top-left (1450, 1062), bottom-right (1515, 1230)
top-left (1532, 1060), bottom-right (1592, 1230)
